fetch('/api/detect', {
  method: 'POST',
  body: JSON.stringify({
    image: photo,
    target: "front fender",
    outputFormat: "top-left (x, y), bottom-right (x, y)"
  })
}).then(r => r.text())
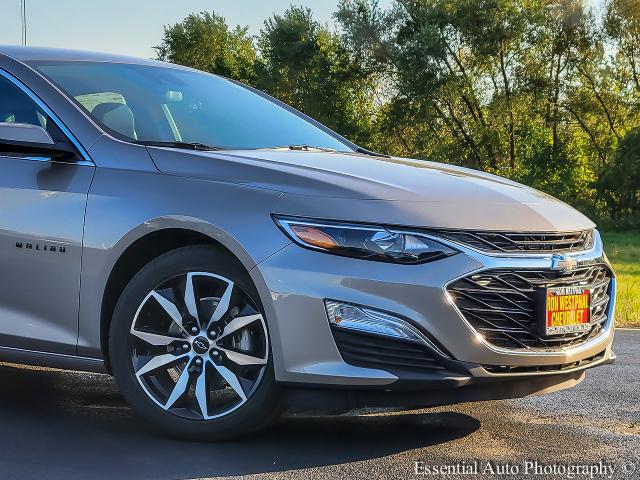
top-left (77, 164), bottom-right (287, 359)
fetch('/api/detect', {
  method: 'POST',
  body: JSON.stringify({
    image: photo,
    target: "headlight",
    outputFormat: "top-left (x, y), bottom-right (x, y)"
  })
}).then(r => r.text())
top-left (273, 216), bottom-right (458, 264)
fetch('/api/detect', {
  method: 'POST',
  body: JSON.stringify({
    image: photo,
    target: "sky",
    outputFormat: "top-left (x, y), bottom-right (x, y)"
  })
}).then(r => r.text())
top-left (0, 0), bottom-right (393, 59)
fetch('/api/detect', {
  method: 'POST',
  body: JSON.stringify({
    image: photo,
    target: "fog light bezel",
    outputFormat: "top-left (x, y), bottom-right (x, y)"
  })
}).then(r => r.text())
top-left (324, 300), bottom-right (449, 358)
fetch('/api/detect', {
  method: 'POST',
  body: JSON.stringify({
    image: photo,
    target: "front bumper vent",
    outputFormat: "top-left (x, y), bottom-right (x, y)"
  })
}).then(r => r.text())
top-left (331, 328), bottom-right (447, 373)
top-left (483, 350), bottom-right (607, 374)
top-left (447, 265), bottom-right (612, 350)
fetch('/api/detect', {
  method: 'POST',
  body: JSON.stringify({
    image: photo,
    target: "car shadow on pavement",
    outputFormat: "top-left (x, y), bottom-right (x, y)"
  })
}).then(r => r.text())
top-left (0, 364), bottom-right (480, 479)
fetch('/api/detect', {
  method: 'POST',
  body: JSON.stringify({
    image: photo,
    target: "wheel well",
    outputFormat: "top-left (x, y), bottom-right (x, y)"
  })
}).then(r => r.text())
top-left (100, 228), bottom-right (236, 371)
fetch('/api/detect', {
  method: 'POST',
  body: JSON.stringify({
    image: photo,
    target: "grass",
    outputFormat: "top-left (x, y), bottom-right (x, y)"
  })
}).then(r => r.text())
top-left (601, 231), bottom-right (640, 328)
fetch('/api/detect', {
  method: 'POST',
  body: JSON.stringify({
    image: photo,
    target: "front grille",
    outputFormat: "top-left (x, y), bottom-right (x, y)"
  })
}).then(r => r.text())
top-left (447, 265), bottom-right (612, 350)
top-left (483, 350), bottom-right (606, 374)
top-left (427, 229), bottom-right (593, 253)
top-left (331, 327), bottom-right (446, 372)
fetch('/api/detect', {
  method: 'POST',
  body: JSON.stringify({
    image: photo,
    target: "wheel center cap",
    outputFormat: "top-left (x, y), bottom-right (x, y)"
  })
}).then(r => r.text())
top-left (192, 336), bottom-right (210, 354)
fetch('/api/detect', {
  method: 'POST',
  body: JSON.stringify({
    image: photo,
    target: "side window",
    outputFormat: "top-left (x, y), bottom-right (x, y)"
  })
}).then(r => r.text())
top-left (0, 74), bottom-right (68, 145)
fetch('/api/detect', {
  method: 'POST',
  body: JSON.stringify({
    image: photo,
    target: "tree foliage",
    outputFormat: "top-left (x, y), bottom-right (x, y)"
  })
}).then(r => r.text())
top-left (597, 128), bottom-right (640, 226)
top-left (155, 1), bottom-right (640, 229)
top-left (155, 12), bottom-right (257, 85)
top-left (255, 6), bottom-right (375, 144)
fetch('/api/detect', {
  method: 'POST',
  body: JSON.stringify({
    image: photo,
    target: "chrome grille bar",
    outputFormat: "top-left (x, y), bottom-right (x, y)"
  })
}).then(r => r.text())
top-left (427, 229), bottom-right (594, 254)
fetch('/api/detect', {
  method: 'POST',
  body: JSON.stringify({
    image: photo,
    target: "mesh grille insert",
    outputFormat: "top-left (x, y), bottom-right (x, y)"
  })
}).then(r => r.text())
top-left (447, 265), bottom-right (612, 350)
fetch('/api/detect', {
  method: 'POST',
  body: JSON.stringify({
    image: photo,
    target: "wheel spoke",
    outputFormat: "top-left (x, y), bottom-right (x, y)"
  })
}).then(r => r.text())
top-left (130, 329), bottom-right (179, 346)
top-left (149, 291), bottom-right (188, 335)
top-left (207, 281), bottom-right (234, 329)
top-left (195, 367), bottom-right (209, 418)
top-left (218, 314), bottom-right (263, 339)
top-left (213, 363), bottom-right (247, 401)
top-left (184, 273), bottom-right (200, 322)
top-left (216, 346), bottom-right (267, 366)
top-left (136, 353), bottom-right (187, 377)
top-left (163, 365), bottom-right (191, 410)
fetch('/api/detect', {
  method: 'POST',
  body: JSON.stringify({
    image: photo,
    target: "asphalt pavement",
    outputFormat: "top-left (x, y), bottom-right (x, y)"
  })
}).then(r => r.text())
top-left (0, 330), bottom-right (637, 480)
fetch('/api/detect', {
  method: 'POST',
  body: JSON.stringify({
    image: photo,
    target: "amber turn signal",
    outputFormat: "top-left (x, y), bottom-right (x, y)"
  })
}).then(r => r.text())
top-left (290, 225), bottom-right (339, 249)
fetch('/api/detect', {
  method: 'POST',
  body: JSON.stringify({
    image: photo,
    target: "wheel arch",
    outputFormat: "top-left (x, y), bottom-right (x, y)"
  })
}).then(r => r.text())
top-left (98, 222), bottom-right (258, 372)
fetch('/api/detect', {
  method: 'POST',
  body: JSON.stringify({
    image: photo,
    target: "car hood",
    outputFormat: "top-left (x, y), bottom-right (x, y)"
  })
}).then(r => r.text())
top-left (148, 147), bottom-right (595, 232)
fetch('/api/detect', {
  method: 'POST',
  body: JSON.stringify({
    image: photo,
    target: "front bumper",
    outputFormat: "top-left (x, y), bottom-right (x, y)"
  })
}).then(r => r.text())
top-left (251, 230), bottom-right (616, 401)
top-left (283, 348), bottom-right (615, 412)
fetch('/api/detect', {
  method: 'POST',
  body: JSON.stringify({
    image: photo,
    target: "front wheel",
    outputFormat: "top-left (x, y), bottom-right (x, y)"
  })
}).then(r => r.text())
top-left (109, 246), bottom-right (281, 440)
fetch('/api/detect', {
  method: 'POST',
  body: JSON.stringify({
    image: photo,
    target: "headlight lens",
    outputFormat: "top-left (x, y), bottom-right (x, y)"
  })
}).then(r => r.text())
top-left (274, 216), bottom-right (458, 264)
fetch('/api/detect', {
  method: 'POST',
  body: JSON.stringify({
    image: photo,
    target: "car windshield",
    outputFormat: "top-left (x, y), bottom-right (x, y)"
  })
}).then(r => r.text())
top-left (33, 61), bottom-right (353, 152)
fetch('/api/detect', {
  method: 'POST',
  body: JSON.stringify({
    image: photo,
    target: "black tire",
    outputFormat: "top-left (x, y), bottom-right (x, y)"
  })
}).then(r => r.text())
top-left (109, 246), bottom-right (282, 441)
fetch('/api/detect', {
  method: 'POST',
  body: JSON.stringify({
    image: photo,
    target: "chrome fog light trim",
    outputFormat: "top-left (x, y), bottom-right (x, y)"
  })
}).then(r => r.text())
top-left (325, 300), bottom-right (448, 358)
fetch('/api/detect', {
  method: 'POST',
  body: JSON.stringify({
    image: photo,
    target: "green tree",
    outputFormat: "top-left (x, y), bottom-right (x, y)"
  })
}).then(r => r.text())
top-left (606, 0), bottom-right (640, 95)
top-left (336, 0), bottom-right (605, 206)
top-left (155, 11), bottom-right (257, 85)
top-left (256, 6), bottom-right (375, 144)
top-left (597, 128), bottom-right (640, 226)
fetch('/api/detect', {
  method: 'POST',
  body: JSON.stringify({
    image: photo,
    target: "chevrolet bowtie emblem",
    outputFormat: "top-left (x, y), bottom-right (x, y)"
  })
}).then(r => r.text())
top-left (550, 254), bottom-right (579, 273)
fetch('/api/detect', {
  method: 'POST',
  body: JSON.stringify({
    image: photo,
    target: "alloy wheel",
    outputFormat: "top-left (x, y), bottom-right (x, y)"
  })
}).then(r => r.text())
top-left (129, 272), bottom-right (268, 420)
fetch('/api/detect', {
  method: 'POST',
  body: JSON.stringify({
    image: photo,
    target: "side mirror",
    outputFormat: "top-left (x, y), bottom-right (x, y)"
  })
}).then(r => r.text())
top-left (0, 122), bottom-right (76, 156)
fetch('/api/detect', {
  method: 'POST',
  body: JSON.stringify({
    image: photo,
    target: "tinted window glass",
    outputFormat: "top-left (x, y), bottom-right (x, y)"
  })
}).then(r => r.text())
top-left (34, 62), bottom-right (352, 151)
top-left (0, 74), bottom-right (68, 148)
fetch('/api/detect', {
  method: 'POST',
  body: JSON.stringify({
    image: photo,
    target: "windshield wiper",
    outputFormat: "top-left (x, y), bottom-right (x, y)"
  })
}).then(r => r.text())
top-left (260, 144), bottom-right (389, 157)
top-left (290, 144), bottom-right (337, 152)
top-left (139, 141), bottom-right (222, 151)
top-left (259, 144), bottom-right (340, 152)
top-left (355, 146), bottom-right (390, 158)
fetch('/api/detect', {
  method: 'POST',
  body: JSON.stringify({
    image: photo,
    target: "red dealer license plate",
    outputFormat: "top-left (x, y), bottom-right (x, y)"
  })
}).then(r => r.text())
top-left (543, 286), bottom-right (591, 336)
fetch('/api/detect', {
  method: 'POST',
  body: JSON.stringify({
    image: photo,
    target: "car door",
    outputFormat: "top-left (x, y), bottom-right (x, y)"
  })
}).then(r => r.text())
top-left (0, 70), bottom-right (95, 355)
